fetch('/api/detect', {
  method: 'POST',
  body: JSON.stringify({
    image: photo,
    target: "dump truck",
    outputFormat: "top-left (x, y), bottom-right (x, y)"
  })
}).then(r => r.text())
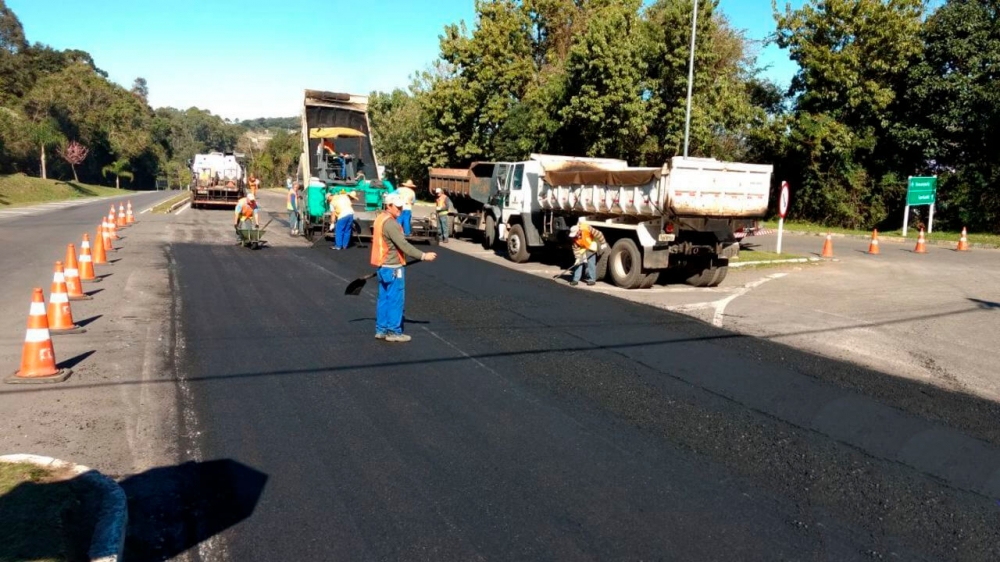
top-left (189, 151), bottom-right (246, 209)
top-left (431, 154), bottom-right (773, 288)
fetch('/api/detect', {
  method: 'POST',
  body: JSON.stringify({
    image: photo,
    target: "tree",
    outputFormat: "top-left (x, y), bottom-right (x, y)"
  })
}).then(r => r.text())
top-left (131, 77), bottom-right (148, 103)
top-left (102, 158), bottom-right (133, 189)
top-left (26, 117), bottom-right (64, 179)
top-left (369, 88), bottom-right (427, 185)
top-left (58, 140), bottom-right (88, 182)
top-left (0, 0), bottom-right (27, 104)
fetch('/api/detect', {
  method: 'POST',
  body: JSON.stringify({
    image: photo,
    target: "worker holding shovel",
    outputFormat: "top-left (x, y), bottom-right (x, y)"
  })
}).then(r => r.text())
top-left (568, 222), bottom-right (607, 286)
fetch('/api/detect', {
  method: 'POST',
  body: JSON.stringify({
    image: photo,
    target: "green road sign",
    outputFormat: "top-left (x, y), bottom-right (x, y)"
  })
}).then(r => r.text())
top-left (907, 176), bottom-right (937, 206)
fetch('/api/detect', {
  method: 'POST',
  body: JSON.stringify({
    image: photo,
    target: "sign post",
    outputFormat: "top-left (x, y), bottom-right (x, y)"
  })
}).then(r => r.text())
top-left (903, 176), bottom-right (937, 236)
top-left (777, 181), bottom-right (789, 254)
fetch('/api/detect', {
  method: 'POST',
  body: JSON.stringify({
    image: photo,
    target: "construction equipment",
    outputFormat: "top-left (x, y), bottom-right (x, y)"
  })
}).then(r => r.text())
top-left (189, 151), bottom-right (246, 209)
top-left (236, 219), bottom-right (273, 250)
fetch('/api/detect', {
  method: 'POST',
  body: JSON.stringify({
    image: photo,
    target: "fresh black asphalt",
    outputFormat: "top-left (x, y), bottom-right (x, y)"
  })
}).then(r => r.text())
top-left (165, 212), bottom-right (1000, 561)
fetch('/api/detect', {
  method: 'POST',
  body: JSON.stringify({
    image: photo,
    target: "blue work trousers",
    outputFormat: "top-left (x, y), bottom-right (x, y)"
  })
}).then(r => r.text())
top-left (572, 254), bottom-right (597, 282)
top-left (335, 214), bottom-right (353, 249)
top-left (438, 214), bottom-right (449, 240)
top-left (288, 209), bottom-right (299, 232)
top-left (376, 267), bottom-right (405, 336)
top-left (398, 209), bottom-right (412, 235)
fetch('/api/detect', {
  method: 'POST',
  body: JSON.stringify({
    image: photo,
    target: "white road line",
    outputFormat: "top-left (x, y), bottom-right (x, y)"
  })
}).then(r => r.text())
top-left (667, 273), bottom-right (787, 328)
top-left (174, 203), bottom-right (191, 215)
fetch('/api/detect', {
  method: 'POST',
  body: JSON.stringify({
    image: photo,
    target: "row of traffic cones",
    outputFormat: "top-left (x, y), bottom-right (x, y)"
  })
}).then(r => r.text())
top-left (8, 201), bottom-right (137, 384)
top-left (820, 226), bottom-right (973, 258)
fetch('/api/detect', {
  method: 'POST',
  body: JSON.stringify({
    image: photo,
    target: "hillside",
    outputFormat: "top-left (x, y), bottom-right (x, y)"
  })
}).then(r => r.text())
top-left (0, 174), bottom-right (131, 207)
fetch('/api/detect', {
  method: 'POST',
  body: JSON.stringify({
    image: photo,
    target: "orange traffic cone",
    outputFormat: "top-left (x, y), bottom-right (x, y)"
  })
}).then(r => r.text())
top-left (107, 210), bottom-right (119, 240)
top-left (957, 227), bottom-right (970, 252)
top-left (64, 244), bottom-right (91, 301)
top-left (117, 203), bottom-right (126, 227)
top-left (126, 201), bottom-right (135, 225)
top-left (101, 219), bottom-right (114, 252)
top-left (7, 288), bottom-right (71, 383)
top-left (821, 234), bottom-right (834, 258)
top-left (914, 228), bottom-right (927, 254)
top-left (94, 225), bottom-right (109, 265)
top-left (867, 229), bottom-right (880, 255)
top-left (47, 262), bottom-right (85, 334)
top-left (79, 234), bottom-right (99, 281)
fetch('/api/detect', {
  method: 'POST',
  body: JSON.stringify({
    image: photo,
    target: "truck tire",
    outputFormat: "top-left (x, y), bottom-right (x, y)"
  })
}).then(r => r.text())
top-left (482, 215), bottom-right (497, 250)
top-left (596, 250), bottom-right (609, 282)
top-left (609, 238), bottom-right (644, 289)
top-left (507, 224), bottom-right (530, 263)
top-left (685, 264), bottom-right (728, 287)
top-left (639, 271), bottom-right (659, 289)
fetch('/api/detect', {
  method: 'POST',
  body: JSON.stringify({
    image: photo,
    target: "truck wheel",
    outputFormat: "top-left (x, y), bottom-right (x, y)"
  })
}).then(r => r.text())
top-left (596, 250), bottom-right (609, 282)
top-left (609, 238), bottom-right (644, 289)
top-left (709, 266), bottom-right (729, 287)
top-left (639, 271), bottom-right (659, 289)
top-left (507, 224), bottom-right (531, 263)
top-left (482, 215), bottom-right (497, 250)
top-left (685, 264), bottom-right (728, 287)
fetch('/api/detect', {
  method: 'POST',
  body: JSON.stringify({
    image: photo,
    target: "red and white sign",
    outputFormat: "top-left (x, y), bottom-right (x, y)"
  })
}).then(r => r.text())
top-left (779, 181), bottom-right (790, 218)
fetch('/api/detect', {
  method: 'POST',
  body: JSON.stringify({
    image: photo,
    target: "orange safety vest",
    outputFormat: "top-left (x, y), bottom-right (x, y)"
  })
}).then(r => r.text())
top-left (370, 213), bottom-right (406, 267)
top-left (240, 201), bottom-right (255, 220)
top-left (436, 193), bottom-right (448, 214)
top-left (575, 225), bottom-right (595, 251)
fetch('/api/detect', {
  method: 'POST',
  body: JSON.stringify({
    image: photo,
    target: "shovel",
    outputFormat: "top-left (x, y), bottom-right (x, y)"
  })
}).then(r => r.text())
top-left (345, 261), bottom-right (421, 296)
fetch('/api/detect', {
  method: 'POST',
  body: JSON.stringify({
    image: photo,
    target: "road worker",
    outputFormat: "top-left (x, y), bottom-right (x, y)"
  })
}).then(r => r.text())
top-left (330, 191), bottom-right (358, 250)
top-left (233, 192), bottom-right (260, 243)
top-left (371, 193), bottom-right (437, 342)
top-left (395, 180), bottom-right (417, 235)
top-left (568, 222), bottom-right (607, 286)
top-left (434, 187), bottom-right (454, 244)
top-left (248, 174), bottom-right (260, 197)
top-left (287, 181), bottom-right (300, 236)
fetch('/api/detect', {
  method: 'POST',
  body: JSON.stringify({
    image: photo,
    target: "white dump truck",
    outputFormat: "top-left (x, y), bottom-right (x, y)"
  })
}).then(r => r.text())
top-left (435, 154), bottom-right (773, 288)
top-left (189, 151), bottom-right (246, 209)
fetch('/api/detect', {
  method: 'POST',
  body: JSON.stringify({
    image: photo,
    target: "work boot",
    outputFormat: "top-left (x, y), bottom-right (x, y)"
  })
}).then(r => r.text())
top-left (570, 280), bottom-right (579, 287)
top-left (385, 333), bottom-right (411, 343)
top-left (375, 333), bottom-right (386, 340)
top-left (586, 280), bottom-right (596, 286)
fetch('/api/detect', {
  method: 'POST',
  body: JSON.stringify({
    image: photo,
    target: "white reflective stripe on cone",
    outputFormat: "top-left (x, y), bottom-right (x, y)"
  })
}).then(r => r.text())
top-left (82, 241), bottom-right (91, 249)
top-left (65, 268), bottom-right (79, 277)
top-left (50, 292), bottom-right (69, 303)
top-left (30, 302), bottom-right (46, 316)
top-left (79, 255), bottom-right (92, 262)
top-left (53, 272), bottom-right (65, 283)
top-left (25, 328), bottom-right (51, 343)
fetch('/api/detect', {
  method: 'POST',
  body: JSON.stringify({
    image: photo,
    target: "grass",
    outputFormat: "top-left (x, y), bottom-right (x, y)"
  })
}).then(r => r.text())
top-left (151, 192), bottom-right (192, 214)
top-left (0, 173), bottom-right (129, 208)
top-left (736, 249), bottom-right (805, 262)
top-left (0, 461), bottom-right (91, 562)
top-left (762, 219), bottom-right (1000, 248)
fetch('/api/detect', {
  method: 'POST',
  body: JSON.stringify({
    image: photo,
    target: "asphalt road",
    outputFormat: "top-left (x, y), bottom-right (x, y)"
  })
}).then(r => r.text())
top-left (158, 195), bottom-right (1000, 561)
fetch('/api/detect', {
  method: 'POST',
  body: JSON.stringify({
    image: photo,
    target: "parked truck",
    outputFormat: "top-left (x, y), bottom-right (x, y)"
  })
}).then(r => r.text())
top-left (189, 151), bottom-right (246, 209)
top-left (430, 154), bottom-right (773, 288)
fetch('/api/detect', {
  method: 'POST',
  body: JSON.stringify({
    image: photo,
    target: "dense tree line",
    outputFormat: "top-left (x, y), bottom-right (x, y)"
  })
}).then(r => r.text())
top-left (370, 0), bottom-right (1000, 232)
top-left (0, 0), bottom-right (300, 190)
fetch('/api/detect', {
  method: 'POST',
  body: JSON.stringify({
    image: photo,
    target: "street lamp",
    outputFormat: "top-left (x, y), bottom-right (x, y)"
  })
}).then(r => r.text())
top-left (683, 0), bottom-right (698, 158)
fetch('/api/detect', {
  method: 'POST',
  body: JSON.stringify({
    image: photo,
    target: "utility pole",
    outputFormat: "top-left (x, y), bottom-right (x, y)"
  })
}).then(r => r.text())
top-left (683, 0), bottom-right (699, 158)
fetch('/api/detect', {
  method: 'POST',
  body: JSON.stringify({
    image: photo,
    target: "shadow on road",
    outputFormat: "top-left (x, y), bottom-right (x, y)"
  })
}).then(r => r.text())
top-left (0, 469), bottom-right (95, 561)
top-left (59, 350), bottom-right (96, 370)
top-left (121, 459), bottom-right (268, 561)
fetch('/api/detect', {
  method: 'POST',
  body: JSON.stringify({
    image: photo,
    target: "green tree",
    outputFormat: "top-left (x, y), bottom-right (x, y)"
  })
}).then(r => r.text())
top-left (101, 158), bottom-right (133, 189)
top-left (0, 0), bottom-right (27, 104)
top-left (369, 88), bottom-right (427, 184)
top-left (774, 0), bottom-right (924, 227)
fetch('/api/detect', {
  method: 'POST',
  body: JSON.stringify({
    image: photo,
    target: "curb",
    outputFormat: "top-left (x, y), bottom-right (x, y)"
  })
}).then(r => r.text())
top-left (0, 454), bottom-right (127, 562)
top-left (730, 257), bottom-right (822, 268)
top-left (772, 228), bottom-right (998, 250)
top-left (166, 195), bottom-right (191, 213)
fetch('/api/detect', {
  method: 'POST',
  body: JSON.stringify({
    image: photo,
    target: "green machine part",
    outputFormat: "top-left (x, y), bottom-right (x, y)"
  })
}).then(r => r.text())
top-left (306, 182), bottom-right (329, 221)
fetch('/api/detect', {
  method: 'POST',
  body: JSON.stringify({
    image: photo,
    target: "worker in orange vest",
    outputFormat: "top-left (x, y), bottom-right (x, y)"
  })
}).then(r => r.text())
top-left (568, 222), bottom-right (607, 286)
top-left (434, 187), bottom-right (455, 244)
top-left (233, 192), bottom-right (259, 243)
top-left (371, 193), bottom-right (437, 342)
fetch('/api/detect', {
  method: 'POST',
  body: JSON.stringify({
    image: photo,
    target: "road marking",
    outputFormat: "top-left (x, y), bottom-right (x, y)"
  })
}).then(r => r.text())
top-left (420, 326), bottom-right (499, 376)
top-left (668, 273), bottom-right (787, 328)
top-left (174, 202), bottom-right (191, 215)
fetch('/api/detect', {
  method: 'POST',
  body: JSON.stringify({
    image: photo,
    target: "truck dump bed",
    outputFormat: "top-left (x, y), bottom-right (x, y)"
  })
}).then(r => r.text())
top-left (537, 156), bottom-right (772, 219)
top-left (429, 162), bottom-right (497, 206)
top-left (302, 90), bottom-right (380, 181)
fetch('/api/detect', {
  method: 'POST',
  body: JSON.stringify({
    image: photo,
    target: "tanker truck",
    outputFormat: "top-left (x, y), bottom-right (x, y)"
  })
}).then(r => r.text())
top-left (189, 151), bottom-right (246, 209)
top-left (431, 154), bottom-right (773, 288)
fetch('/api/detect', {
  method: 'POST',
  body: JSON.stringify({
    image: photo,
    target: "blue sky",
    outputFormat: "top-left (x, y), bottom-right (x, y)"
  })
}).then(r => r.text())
top-left (9, 0), bottom-right (802, 121)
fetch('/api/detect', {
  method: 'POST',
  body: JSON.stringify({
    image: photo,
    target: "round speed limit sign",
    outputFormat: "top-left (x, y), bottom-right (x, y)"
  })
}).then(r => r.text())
top-left (779, 181), bottom-right (790, 218)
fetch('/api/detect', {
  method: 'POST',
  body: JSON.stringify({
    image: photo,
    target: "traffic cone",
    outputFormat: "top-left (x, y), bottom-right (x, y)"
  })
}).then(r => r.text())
top-left (914, 228), bottom-right (928, 254)
top-left (94, 224), bottom-right (109, 265)
top-left (64, 244), bottom-right (91, 301)
top-left (957, 227), bottom-right (970, 252)
top-left (821, 234), bottom-right (834, 258)
top-left (47, 262), bottom-right (85, 334)
top-left (107, 210), bottom-right (119, 240)
top-left (7, 288), bottom-right (71, 384)
top-left (867, 229), bottom-right (880, 255)
top-left (126, 201), bottom-right (135, 225)
top-left (117, 203), bottom-right (126, 228)
top-left (79, 234), bottom-right (99, 281)
top-left (101, 219), bottom-right (115, 253)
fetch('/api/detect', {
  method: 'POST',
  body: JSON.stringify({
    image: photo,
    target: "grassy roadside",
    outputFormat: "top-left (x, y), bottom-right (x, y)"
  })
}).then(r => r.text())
top-left (0, 461), bottom-right (90, 561)
top-left (762, 219), bottom-right (1000, 248)
top-left (151, 192), bottom-right (191, 214)
top-left (0, 173), bottom-right (129, 208)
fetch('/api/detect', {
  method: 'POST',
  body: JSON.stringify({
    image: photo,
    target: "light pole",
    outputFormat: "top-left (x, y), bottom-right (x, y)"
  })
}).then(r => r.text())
top-left (683, 0), bottom-right (699, 158)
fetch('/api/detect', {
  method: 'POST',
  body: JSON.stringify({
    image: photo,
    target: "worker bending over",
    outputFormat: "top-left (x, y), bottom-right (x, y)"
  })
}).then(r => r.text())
top-left (434, 188), bottom-right (454, 244)
top-left (371, 193), bottom-right (437, 342)
top-left (330, 191), bottom-right (358, 250)
top-left (395, 180), bottom-right (417, 235)
top-left (234, 192), bottom-right (260, 243)
top-left (568, 222), bottom-right (607, 286)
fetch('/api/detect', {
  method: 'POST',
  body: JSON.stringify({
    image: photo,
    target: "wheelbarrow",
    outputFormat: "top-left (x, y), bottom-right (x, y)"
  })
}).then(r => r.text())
top-left (236, 219), bottom-right (272, 250)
